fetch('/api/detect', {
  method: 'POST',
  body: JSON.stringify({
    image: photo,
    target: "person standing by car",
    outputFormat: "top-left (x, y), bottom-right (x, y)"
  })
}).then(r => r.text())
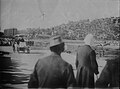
top-left (75, 34), bottom-right (99, 88)
top-left (28, 35), bottom-right (76, 88)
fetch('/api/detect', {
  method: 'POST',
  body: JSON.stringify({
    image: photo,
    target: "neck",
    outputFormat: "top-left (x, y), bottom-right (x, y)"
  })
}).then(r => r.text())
top-left (56, 51), bottom-right (61, 56)
top-left (52, 51), bottom-right (61, 56)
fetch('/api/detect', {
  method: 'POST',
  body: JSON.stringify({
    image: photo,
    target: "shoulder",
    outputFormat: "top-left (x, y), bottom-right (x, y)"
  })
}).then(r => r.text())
top-left (107, 57), bottom-right (119, 64)
top-left (36, 55), bottom-right (52, 64)
top-left (78, 45), bottom-right (93, 53)
top-left (105, 58), bottom-right (119, 72)
top-left (107, 58), bottom-right (119, 67)
top-left (80, 45), bottom-right (92, 50)
top-left (57, 56), bottom-right (73, 69)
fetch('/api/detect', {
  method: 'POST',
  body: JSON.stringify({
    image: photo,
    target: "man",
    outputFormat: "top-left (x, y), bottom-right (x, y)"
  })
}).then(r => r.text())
top-left (28, 35), bottom-right (76, 88)
top-left (75, 34), bottom-right (99, 88)
top-left (12, 39), bottom-right (16, 52)
top-left (96, 56), bottom-right (119, 88)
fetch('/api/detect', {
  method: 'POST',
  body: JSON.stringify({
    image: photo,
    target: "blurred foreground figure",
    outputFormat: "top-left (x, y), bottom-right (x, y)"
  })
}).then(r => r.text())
top-left (96, 56), bottom-right (120, 88)
top-left (28, 35), bottom-right (76, 88)
top-left (75, 34), bottom-right (99, 88)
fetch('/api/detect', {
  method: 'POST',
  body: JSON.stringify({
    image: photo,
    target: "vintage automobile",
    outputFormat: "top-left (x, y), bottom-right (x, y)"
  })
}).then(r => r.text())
top-left (17, 42), bottom-right (30, 53)
top-left (13, 34), bottom-right (30, 53)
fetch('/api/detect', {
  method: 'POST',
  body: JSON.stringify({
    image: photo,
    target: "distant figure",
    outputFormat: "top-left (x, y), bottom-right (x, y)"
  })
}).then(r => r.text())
top-left (12, 40), bottom-right (16, 52)
top-left (28, 35), bottom-right (76, 88)
top-left (75, 34), bottom-right (99, 88)
top-left (16, 39), bottom-right (20, 45)
top-left (20, 37), bottom-right (24, 42)
top-left (96, 56), bottom-right (120, 88)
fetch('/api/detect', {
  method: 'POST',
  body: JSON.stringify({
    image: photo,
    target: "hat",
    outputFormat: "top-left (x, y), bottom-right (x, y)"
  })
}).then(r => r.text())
top-left (50, 35), bottom-right (64, 47)
top-left (84, 33), bottom-right (94, 46)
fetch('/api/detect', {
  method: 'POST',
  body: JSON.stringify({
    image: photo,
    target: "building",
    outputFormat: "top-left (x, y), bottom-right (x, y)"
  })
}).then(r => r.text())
top-left (4, 28), bottom-right (18, 37)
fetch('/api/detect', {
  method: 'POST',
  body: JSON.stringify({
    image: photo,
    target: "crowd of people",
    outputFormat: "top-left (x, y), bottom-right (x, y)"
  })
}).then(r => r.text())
top-left (0, 38), bottom-right (12, 46)
top-left (28, 34), bottom-right (119, 88)
top-left (26, 17), bottom-right (119, 41)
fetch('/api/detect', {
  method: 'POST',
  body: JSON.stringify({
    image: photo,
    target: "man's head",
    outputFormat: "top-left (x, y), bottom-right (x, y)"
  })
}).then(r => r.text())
top-left (49, 36), bottom-right (65, 54)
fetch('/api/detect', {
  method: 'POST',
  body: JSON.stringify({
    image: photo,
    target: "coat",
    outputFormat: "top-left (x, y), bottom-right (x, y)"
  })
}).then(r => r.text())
top-left (96, 57), bottom-right (119, 88)
top-left (75, 45), bottom-right (99, 88)
top-left (28, 52), bottom-right (76, 88)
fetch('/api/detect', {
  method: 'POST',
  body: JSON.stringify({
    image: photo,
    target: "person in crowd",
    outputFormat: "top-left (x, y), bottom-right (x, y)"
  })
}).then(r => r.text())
top-left (28, 35), bottom-right (76, 88)
top-left (75, 33), bottom-right (99, 88)
top-left (96, 56), bottom-right (120, 88)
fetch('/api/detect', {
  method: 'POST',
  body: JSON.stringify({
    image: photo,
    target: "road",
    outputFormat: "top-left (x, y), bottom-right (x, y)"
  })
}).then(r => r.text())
top-left (0, 46), bottom-right (107, 89)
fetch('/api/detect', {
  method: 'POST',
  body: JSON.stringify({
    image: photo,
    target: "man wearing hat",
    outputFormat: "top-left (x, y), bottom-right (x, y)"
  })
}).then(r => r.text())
top-left (28, 35), bottom-right (76, 88)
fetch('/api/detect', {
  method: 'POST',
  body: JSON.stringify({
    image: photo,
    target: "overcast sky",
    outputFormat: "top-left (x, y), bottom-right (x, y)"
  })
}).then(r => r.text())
top-left (0, 0), bottom-right (119, 31)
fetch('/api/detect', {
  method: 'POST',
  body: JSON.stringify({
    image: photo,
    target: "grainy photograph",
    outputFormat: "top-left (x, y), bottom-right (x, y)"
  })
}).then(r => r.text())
top-left (0, 0), bottom-right (120, 89)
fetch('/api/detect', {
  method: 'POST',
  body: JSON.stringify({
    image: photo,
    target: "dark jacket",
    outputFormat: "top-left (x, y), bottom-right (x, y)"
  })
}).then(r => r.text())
top-left (96, 57), bottom-right (119, 88)
top-left (28, 52), bottom-right (76, 88)
top-left (76, 45), bottom-right (99, 88)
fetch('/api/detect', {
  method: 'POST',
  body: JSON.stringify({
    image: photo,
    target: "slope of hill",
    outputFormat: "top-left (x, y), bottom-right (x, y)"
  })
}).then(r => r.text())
top-left (20, 17), bottom-right (120, 40)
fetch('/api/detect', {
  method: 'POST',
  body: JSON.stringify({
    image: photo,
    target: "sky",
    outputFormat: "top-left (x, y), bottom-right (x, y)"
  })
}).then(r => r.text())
top-left (0, 0), bottom-right (120, 32)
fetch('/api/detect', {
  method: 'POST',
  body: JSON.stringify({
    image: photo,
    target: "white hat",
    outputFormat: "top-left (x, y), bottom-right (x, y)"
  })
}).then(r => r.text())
top-left (84, 33), bottom-right (94, 46)
top-left (50, 35), bottom-right (64, 47)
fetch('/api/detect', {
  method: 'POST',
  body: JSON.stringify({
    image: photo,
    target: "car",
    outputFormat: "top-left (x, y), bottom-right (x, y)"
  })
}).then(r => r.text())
top-left (17, 42), bottom-right (30, 53)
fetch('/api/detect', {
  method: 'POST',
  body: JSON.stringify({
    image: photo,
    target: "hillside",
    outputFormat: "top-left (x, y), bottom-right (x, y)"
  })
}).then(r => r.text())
top-left (21, 17), bottom-right (120, 40)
